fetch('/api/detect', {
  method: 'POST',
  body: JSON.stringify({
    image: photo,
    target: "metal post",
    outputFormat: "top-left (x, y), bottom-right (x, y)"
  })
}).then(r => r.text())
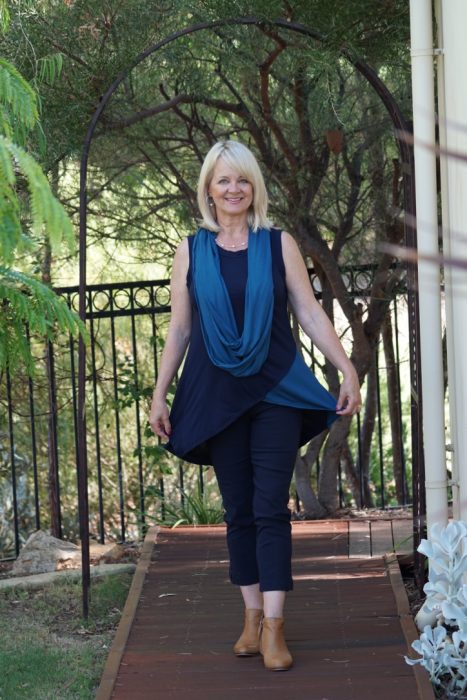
top-left (45, 341), bottom-right (62, 539)
top-left (6, 370), bottom-right (20, 557)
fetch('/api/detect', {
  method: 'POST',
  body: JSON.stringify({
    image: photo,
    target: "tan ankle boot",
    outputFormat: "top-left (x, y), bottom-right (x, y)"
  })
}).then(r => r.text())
top-left (259, 617), bottom-right (293, 671)
top-left (233, 608), bottom-right (263, 656)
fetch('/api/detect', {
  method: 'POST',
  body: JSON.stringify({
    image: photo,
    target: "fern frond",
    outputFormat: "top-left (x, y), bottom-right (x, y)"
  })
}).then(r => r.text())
top-left (10, 141), bottom-right (74, 250)
top-left (0, 134), bottom-right (14, 183)
top-left (0, 315), bottom-right (34, 375)
top-left (0, 265), bottom-right (88, 376)
top-left (0, 1), bottom-right (10, 35)
top-left (0, 59), bottom-right (38, 138)
top-left (0, 136), bottom-right (75, 256)
top-left (37, 53), bottom-right (64, 86)
top-left (0, 137), bottom-right (22, 262)
top-left (0, 196), bottom-right (22, 262)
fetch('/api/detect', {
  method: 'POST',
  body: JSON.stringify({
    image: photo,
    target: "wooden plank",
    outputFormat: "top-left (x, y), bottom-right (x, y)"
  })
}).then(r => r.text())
top-left (369, 520), bottom-right (394, 556)
top-left (385, 554), bottom-right (436, 700)
top-left (348, 520), bottom-right (371, 558)
top-left (392, 519), bottom-right (414, 555)
top-left (95, 525), bottom-right (159, 700)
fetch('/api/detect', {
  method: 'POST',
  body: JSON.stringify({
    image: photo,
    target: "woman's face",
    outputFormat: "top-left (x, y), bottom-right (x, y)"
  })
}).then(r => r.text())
top-left (208, 158), bottom-right (253, 220)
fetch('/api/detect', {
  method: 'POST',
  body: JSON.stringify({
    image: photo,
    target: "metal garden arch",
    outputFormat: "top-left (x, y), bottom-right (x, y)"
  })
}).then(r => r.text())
top-left (78, 16), bottom-right (422, 615)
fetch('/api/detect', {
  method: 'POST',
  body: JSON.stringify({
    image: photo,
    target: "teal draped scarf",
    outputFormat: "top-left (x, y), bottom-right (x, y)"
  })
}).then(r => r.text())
top-left (192, 227), bottom-right (273, 377)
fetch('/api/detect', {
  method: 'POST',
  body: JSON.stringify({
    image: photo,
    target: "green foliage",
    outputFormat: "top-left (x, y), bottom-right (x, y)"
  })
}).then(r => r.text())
top-left (0, 0), bottom-right (9, 35)
top-left (0, 136), bottom-right (74, 262)
top-left (116, 351), bottom-right (176, 478)
top-left (0, 58), bottom-right (38, 142)
top-left (0, 56), bottom-right (83, 375)
top-left (0, 0), bottom-right (412, 272)
top-left (144, 485), bottom-right (225, 527)
top-left (36, 52), bottom-right (64, 87)
top-left (0, 266), bottom-right (86, 374)
top-left (0, 54), bottom-right (70, 258)
top-left (135, 429), bottom-right (175, 477)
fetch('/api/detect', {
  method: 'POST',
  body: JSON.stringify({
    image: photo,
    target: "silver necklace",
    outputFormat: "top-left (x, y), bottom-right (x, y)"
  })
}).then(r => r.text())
top-left (216, 229), bottom-right (249, 250)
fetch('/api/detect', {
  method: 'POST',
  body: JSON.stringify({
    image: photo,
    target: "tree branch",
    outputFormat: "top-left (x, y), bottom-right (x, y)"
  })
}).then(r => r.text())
top-left (104, 94), bottom-right (193, 130)
top-left (258, 32), bottom-right (298, 173)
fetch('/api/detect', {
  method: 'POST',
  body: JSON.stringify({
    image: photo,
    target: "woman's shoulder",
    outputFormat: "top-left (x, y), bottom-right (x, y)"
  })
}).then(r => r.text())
top-left (279, 230), bottom-right (299, 252)
top-left (172, 238), bottom-right (190, 276)
top-left (175, 237), bottom-right (190, 256)
top-left (176, 233), bottom-right (199, 256)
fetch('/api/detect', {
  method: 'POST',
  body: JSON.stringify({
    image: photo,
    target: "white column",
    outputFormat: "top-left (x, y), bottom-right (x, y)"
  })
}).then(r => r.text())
top-left (440, 0), bottom-right (467, 521)
top-left (435, 0), bottom-right (459, 519)
top-left (409, 0), bottom-right (448, 529)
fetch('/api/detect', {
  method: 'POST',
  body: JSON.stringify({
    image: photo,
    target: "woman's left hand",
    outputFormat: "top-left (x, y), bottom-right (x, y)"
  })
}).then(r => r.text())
top-left (336, 370), bottom-right (362, 417)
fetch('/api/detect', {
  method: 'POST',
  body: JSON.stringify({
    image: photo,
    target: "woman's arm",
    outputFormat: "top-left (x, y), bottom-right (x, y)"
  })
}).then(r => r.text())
top-left (281, 231), bottom-right (361, 416)
top-left (149, 239), bottom-right (191, 438)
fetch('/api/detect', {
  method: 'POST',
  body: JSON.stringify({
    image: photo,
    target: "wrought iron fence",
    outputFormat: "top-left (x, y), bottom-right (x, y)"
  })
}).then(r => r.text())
top-left (0, 269), bottom-right (411, 559)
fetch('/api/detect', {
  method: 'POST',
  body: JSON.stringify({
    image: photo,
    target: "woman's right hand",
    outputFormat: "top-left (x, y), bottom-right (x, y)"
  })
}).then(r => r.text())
top-left (149, 395), bottom-right (172, 440)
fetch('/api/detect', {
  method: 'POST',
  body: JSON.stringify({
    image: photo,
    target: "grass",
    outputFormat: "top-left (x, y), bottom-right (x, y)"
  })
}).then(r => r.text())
top-left (0, 572), bottom-right (133, 700)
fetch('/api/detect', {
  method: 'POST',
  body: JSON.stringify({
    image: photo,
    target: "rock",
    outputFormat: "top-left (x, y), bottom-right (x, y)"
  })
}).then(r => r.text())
top-left (89, 541), bottom-right (142, 564)
top-left (89, 542), bottom-right (118, 564)
top-left (100, 543), bottom-right (127, 563)
top-left (12, 530), bottom-right (81, 576)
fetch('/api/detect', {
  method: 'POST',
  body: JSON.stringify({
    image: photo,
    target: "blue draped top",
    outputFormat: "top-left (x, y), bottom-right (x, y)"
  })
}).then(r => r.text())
top-left (164, 228), bottom-right (338, 465)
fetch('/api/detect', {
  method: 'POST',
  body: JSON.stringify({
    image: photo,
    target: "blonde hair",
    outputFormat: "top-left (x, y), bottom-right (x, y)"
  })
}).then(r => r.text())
top-left (197, 140), bottom-right (272, 232)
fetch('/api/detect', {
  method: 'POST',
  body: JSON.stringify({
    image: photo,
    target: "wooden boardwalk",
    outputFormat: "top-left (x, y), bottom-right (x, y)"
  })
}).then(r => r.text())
top-left (98, 520), bottom-right (432, 700)
top-left (348, 517), bottom-right (413, 558)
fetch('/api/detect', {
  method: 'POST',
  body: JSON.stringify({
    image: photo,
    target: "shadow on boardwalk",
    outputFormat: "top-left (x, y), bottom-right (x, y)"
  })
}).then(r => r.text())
top-left (97, 521), bottom-right (433, 700)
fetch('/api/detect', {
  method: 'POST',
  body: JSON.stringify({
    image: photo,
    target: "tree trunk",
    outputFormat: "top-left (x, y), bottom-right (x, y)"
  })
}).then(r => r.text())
top-left (382, 311), bottom-right (405, 504)
top-left (341, 438), bottom-right (362, 507)
top-left (357, 358), bottom-right (377, 507)
top-left (318, 416), bottom-right (352, 513)
top-left (291, 306), bottom-right (328, 519)
top-left (294, 431), bottom-right (328, 519)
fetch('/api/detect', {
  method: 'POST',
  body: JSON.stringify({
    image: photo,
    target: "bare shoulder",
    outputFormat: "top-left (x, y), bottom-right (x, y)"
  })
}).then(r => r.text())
top-left (172, 237), bottom-right (189, 269)
top-left (281, 230), bottom-right (295, 243)
top-left (170, 238), bottom-right (190, 289)
top-left (280, 230), bottom-right (304, 265)
top-left (175, 237), bottom-right (189, 259)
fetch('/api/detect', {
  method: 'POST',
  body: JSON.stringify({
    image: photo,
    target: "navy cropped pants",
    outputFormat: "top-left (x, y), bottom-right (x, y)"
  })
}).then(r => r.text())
top-left (209, 401), bottom-right (302, 592)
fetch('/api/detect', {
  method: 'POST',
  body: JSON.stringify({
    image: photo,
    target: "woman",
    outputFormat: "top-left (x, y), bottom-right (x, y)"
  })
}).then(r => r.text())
top-left (149, 140), bottom-right (361, 672)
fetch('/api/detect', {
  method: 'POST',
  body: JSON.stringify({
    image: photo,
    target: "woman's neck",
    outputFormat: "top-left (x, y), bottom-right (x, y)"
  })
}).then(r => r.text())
top-left (216, 215), bottom-right (249, 237)
top-left (215, 217), bottom-right (249, 250)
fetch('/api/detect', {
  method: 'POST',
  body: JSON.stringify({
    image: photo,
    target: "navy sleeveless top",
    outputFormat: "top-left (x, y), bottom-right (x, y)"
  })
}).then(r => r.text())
top-left (164, 228), bottom-right (338, 465)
